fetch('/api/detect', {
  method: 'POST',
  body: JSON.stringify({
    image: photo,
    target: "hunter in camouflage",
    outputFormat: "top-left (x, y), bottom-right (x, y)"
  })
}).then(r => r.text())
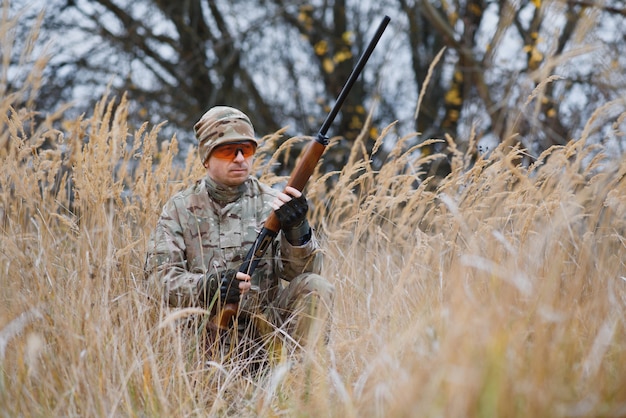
top-left (145, 106), bottom-right (334, 349)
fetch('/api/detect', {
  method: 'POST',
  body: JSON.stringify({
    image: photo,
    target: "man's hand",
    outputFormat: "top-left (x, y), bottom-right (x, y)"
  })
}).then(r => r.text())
top-left (219, 269), bottom-right (251, 305)
top-left (272, 186), bottom-right (312, 245)
top-left (273, 186), bottom-right (308, 229)
top-left (198, 269), bottom-right (251, 306)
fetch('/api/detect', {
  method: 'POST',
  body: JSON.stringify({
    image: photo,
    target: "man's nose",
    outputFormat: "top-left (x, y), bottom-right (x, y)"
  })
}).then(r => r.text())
top-left (233, 148), bottom-right (245, 161)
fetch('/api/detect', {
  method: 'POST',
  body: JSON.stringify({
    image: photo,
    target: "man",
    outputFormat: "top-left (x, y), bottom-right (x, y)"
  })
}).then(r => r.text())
top-left (145, 106), bottom-right (334, 356)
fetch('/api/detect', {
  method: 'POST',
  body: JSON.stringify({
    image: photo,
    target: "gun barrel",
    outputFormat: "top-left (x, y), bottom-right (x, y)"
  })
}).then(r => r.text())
top-left (319, 15), bottom-right (391, 138)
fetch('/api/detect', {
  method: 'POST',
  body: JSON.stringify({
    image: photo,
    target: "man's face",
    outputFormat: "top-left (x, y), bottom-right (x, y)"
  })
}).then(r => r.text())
top-left (205, 141), bottom-right (256, 187)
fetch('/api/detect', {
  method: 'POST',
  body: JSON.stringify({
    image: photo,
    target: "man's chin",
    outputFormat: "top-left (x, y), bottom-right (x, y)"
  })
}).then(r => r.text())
top-left (225, 174), bottom-right (248, 186)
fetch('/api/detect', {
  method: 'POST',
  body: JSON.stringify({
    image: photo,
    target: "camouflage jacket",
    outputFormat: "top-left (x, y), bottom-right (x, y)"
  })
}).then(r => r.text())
top-left (145, 175), bottom-right (322, 313)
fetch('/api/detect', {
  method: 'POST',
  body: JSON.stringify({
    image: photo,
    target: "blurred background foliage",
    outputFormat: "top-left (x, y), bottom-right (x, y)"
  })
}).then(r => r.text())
top-left (5, 0), bottom-right (626, 177)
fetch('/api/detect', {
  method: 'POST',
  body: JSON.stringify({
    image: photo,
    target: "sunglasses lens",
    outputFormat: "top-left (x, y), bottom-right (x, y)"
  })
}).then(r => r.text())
top-left (212, 142), bottom-right (256, 160)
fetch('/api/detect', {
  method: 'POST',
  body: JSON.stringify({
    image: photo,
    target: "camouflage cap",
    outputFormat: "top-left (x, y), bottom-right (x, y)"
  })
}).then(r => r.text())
top-left (194, 106), bottom-right (258, 164)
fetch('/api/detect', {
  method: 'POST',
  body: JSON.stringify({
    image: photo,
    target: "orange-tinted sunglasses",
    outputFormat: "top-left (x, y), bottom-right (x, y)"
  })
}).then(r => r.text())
top-left (211, 141), bottom-right (257, 160)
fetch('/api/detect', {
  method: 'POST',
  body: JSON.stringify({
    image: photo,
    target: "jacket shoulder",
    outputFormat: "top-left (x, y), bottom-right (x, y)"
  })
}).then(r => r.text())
top-left (160, 179), bottom-right (206, 213)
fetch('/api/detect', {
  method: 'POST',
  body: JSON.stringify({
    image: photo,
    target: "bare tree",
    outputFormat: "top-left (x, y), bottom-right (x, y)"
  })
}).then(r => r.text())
top-left (8, 0), bottom-right (626, 178)
top-left (398, 0), bottom-right (626, 163)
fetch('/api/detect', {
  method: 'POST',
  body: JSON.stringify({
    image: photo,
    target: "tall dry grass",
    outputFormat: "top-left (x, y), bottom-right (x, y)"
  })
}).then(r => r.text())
top-left (2, 6), bottom-right (626, 418)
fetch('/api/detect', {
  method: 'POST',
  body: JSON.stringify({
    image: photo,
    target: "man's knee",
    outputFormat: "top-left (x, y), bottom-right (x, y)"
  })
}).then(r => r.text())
top-left (295, 273), bottom-right (334, 310)
top-left (288, 273), bottom-right (334, 346)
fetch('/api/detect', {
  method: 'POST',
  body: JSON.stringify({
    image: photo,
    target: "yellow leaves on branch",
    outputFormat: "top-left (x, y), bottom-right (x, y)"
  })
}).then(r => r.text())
top-left (449, 11), bottom-right (458, 26)
top-left (468, 3), bottom-right (482, 16)
top-left (349, 115), bottom-right (363, 130)
top-left (541, 97), bottom-right (557, 118)
top-left (316, 32), bottom-right (354, 74)
top-left (298, 4), bottom-right (314, 31)
top-left (523, 44), bottom-right (544, 69)
top-left (369, 127), bottom-right (379, 139)
top-left (445, 87), bottom-right (462, 107)
top-left (443, 70), bottom-right (463, 111)
top-left (314, 40), bottom-right (328, 56)
top-left (322, 52), bottom-right (353, 73)
top-left (348, 107), bottom-right (366, 130)
top-left (453, 70), bottom-right (463, 83)
top-left (334, 49), bottom-right (352, 63)
top-left (323, 58), bottom-right (334, 74)
top-left (447, 109), bottom-right (460, 123)
top-left (342, 31), bottom-right (354, 45)
top-left (524, 32), bottom-right (544, 69)
top-left (322, 49), bottom-right (353, 74)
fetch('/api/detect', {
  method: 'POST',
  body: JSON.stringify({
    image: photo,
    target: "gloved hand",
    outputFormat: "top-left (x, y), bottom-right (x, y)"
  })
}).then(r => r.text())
top-left (275, 194), bottom-right (308, 229)
top-left (197, 269), bottom-right (242, 306)
top-left (275, 191), bottom-right (312, 245)
top-left (219, 269), bottom-right (242, 305)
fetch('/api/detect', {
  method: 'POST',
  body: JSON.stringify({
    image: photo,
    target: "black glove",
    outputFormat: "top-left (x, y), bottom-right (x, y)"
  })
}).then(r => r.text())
top-left (275, 194), bottom-right (312, 245)
top-left (197, 272), bottom-right (218, 307)
top-left (275, 194), bottom-right (308, 229)
top-left (219, 269), bottom-right (241, 305)
top-left (197, 269), bottom-right (240, 306)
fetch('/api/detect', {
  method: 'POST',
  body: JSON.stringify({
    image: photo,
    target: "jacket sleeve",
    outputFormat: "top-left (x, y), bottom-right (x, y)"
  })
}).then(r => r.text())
top-left (144, 199), bottom-right (216, 307)
top-left (278, 228), bottom-right (323, 281)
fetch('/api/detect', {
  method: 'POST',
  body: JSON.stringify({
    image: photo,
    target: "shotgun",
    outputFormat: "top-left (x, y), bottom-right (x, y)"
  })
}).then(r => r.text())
top-left (214, 15), bottom-right (391, 330)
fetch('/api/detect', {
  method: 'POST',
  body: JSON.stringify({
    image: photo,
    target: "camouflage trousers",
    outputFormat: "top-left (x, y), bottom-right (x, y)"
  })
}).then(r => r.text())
top-left (204, 273), bottom-right (334, 366)
top-left (262, 272), bottom-right (334, 346)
